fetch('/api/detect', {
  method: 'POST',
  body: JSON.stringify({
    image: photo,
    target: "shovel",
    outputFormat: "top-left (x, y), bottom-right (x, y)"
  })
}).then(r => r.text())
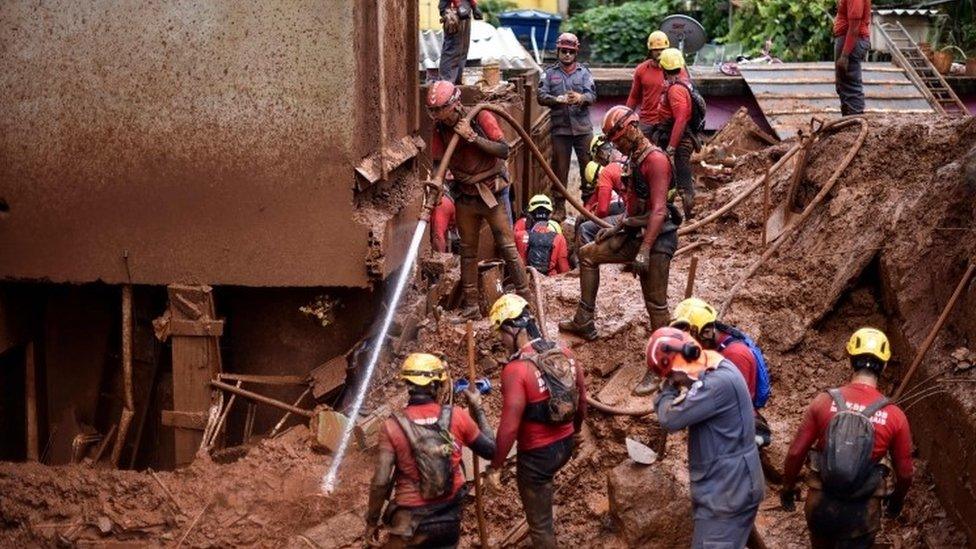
top-left (765, 125), bottom-right (818, 244)
top-left (625, 437), bottom-right (658, 465)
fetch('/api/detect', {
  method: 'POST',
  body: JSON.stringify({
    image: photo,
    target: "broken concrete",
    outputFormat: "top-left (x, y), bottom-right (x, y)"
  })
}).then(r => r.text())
top-left (607, 459), bottom-right (693, 546)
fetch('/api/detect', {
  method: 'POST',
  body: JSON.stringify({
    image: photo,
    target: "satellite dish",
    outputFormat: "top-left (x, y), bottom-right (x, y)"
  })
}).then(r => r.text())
top-left (660, 14), bottom-right (707, 54)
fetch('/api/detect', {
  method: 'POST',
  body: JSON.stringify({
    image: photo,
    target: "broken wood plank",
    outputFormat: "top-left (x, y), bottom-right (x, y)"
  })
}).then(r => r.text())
top-left (210, 380), bottom-right (315, 418)
top-left (25, 341), bottom-right (38, 461)
top-left (161, 410), bottom-right (208, 430)
top-left (309, 354), bottom-right (349, 399)
top-left (218, 373), bottom-right (306, 385)
top-left (167, 319), bottom-right (225, 337)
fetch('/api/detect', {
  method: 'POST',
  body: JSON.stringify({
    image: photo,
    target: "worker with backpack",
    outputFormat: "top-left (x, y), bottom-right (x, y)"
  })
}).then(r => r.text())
top-left (364, 353), bottom-right (496, 548)
top-left (781, 328), bottom-right (914, 548)
top-left (487, 294), bottom-right (587, 549)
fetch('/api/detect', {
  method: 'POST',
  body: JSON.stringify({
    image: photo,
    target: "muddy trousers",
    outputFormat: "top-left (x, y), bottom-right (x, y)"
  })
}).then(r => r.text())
top-left (691, 507), bottom-right (758, 549)
top-left (805, 488), bottom-right (880, 549)
top-left (385, 505), bottom-right (462, 548)
top-left (645, 126), bottom-right (696, 218)
top-left (455, 193), bottom-right (531, 307)
top-left (550, 133), bottom-right (593, 218)
top-left (438, 17), bottom-right (471, 85)
top-left (834, 37), bottom-right (869, 116)
top-left (578, 226), bottom-right (675, 329)
top-left (516, 435), bottom-right (574, 549)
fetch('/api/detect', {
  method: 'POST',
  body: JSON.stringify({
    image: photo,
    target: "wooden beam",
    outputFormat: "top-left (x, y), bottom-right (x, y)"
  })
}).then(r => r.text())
top-left (161, 410), bottom-right (208, 430)
top-left (25, 341), bottom-right (39, 461)
top-left (217, 373), bottom-right (306, 386)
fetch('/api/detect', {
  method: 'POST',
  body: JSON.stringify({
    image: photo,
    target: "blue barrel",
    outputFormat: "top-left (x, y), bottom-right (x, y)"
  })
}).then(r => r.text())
top-left (497, 9), bottom-right (562, 51)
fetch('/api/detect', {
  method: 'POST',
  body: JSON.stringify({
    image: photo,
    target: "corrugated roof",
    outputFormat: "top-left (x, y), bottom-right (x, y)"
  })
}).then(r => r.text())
top-left (419, 21), bottom-right (542, 72)
top-left (874, 8), bottom-right (941, 16)
top-left (739, 62), bottom-right (934, 138)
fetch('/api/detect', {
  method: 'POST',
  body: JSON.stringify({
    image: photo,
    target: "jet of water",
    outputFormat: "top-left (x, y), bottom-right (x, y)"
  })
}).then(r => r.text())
top-left (321, 219), bottom-right (428, 494)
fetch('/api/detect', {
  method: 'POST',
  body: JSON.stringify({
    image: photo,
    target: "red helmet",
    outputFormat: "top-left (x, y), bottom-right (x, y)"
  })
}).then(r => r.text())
top-left (645, 327), bottom-right (702, 379)
top-left (601, 106), bottom-right (639, 141)
top-left (427, 80), bottom-right (460, 109)
top-left (555, 32), bottom-right (579, 52)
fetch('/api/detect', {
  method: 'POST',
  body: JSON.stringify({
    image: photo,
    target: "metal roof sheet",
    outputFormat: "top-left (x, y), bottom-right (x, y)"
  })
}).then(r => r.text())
top-left (874, 8), bottom-right (941, 16)
top-left (738, 62), bottom-right (934, 138)
top-left (419, 21), bottom-right (542, 73)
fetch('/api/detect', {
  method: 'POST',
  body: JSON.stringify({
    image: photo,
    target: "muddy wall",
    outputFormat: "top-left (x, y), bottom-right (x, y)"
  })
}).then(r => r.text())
top-left (0, 1), bottom-right (419, 288)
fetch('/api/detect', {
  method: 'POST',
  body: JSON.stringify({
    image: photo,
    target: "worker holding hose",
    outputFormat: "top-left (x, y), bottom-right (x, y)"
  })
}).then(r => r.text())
top-left (487, 294), bottom-right (586, 549)
top-left (649, 327), bottom-right (765, 548)
top-left (781, 328), bottom-right (914, 549)
top-left (559, 106), bottom-right (678, 358)
top-left (427, 80), bottom-right (533, 319)
top-left (364, 353), bottom-right (495, 548)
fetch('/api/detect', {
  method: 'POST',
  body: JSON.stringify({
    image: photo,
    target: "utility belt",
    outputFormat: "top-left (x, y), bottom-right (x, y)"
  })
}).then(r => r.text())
top-left (383, 484), bottom-right (467, 537)
top-left (453, 163), bottom-right (509, 208)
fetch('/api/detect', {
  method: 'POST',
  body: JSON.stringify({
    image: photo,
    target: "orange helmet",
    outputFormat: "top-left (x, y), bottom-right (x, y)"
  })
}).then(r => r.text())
top-left (601, 106), bottom-right (639, 142)
top-left (645, 327), bottom-right (702, 379)
top-left (427, 80), bottom-right (460, 109)
top-left (556, 32), bottom-right (580, 51)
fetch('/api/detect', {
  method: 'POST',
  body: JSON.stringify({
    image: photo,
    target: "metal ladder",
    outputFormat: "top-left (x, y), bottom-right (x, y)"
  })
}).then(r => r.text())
top-left (878, 21), bottom-right (968, 116)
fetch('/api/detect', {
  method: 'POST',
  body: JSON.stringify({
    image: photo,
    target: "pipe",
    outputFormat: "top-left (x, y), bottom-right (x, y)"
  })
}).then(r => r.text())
top-left (893, 259), bottom-right (975, 399)
top-left (684, 256), bottom-right (699, 299)
top-left (466, 321), bottom-right (489, 548)
top-left (719, 117), bottom-right (868, 317)
top-left (210, 380), bottom-right (315, 418)
top-left (585, 394), bottom-right (654, 417)
top-left (269, 387), bottom-right (313, 438)
top-left (111, 285), bottom-right (135, 467)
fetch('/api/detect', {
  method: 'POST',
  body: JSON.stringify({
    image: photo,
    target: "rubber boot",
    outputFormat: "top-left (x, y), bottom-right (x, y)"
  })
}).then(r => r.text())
top-left (557, 302), bottom-right (597, 340)
top-left (459, 287), bottom-right (481, 321)
top-left (632, 370), bottom-right (658, 396)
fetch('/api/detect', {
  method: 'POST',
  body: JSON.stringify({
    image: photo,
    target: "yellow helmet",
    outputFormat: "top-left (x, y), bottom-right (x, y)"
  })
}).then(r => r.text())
top-left (846, 328), bottom-right (891, 362)
top-left (489, 294), bottom-right (529, 330)
top-left (670, 297), bottom-right (718, 333)
top-left (589, 134), bottom-right (606, 156)
top-left (659, 48), bottom-right (685, 71)
top-left (647, 30), bottom-right (670, 50)
top-left (528, 194), bottom-right (554, 213)
top-left (584, 161), bottom-right (601, 185)
top-left (400, 353), bottom-right (447, 386)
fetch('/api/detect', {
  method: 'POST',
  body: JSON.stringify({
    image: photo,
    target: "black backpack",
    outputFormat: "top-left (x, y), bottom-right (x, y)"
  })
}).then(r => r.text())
top-left (392, 405), bottom-right (456, 500)
top-left (522, 343), bottom-right (579, 424)
top-left (670, 81), bottom-right (707, 135)
top-left (527, 224), bottom-right (557, 275)
top-left (820, 389), bottom-right (888, 498)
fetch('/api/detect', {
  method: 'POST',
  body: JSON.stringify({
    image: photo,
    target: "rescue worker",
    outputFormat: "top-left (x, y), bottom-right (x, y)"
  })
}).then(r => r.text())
top-left (487, 294), bottom-right (587, 549)
top-left (781, 328), bottom-right (913, 549)
top-left (514, 195), bottom-right (571, 275)
top-left (834, 0), bottom-right (871, 115)
top-left (558, 106), bottom-right (677, 341)
top-left (537, 32), bottom-right (597, 221)
top-left (364, 353), bottom-right (496, 548)
top-left (427, 80), bottom-right (533, 319)
top-left (438, 0), bottom-right (482, 84)
top-left (651, 48), bottom-right (697, 220)
top-left (650, 327), bottom-right (765, 548)
top-left (576, 136), bottom-right (626, 246)
top-left (429, 192), bottom-right (456, 254)
top-left (625, 31), bottom-right (689, 137)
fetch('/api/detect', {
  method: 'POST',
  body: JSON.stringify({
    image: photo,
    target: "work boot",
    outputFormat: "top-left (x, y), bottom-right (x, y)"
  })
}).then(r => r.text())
top-left (458, 287), bottom-right (482, 321)
top-left (632, 370), bottom-right (659, 396)
top-left (557, 302), bottom-right (597, 340)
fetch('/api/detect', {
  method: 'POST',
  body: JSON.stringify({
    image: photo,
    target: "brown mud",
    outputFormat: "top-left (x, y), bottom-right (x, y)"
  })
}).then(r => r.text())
top-left (1, 115), bottom-right (974, 547)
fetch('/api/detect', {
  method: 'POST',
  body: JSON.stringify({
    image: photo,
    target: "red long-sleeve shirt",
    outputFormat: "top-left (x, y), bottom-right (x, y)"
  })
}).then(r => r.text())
top-left (624, 148), bottom-right (671, 247)
top-left (834, 0), bottom-right (871, 55)
top-left (783, 382), bottom-right (913, 498)
top-left (655, 80), bottom-right (693, 149)
top-left (492, 342), bottom-right (587, 467)
top-left (380, 402), bottom-right (481, 507)
top-left (584, 161), bottom-right (625, 218)
top-left (429, 195), bottom-right (456, 253)
top-left (625, 61), bottom-right (690, 125)
top-left (430, 111), bottom-right (505, 181)
top-left (717, 333), bottom-right (757, 402)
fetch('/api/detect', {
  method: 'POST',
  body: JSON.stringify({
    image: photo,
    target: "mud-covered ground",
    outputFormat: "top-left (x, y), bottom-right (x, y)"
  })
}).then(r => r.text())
top-left (1, 114), bottom-right (974, 547)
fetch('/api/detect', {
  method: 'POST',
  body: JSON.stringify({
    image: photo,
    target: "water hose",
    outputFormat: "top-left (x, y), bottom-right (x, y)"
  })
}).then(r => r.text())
top-left (585, 394), bottom-right (654, 416)
top-left (719, 116), bottom-right (869, 317)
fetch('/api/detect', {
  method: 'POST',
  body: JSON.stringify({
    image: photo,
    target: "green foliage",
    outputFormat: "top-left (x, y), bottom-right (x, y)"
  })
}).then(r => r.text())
top-left (698, 0), bottom-right (729, 42)
top-left (479, 0), bottom-right (518, 27)
top-left (726, 0), bottom-right (834, 61)
top-left (566, 0), bottom-right (688, 64)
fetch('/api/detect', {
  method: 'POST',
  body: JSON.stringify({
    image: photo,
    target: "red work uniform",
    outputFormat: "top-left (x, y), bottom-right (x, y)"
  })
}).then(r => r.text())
top-left (514, 221), bottom-right (571, 275)
top-left (655, 79), bottom-right (694, 150)
top-left (379, 402), bottom-right (481, 507)
top-left (429, 194), bottom-right (456, 253)
top-left (625, 61), bottom-right (689, 126)
top-left (584, 161), bottom-right (625, 218)
top-left (783, 382), bottom-right (914, 500)
top-left (835, 0), bottom-right (871, 56)
top-left (716, 332), bottom-right (758, 402)
top-left (430, 111), bottom-right (506, 187)
top-left (492, 342), bottom-right (587, 468)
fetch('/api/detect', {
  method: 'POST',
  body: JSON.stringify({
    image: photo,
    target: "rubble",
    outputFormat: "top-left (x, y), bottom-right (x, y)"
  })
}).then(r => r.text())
top-left (607, 459), bottom-right (693, 546)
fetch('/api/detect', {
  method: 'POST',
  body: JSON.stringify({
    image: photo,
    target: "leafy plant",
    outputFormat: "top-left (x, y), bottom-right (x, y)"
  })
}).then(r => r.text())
top-left (566, 0), bottom-right (689, 64)
top-left (479, 0), bottom-right (518, 27)
top-left (725, 0), bottom-right (834, 61)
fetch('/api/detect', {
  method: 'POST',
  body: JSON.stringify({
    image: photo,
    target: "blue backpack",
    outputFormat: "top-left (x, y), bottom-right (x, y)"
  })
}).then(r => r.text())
top-left (715, 322), bottom-right (771, 409)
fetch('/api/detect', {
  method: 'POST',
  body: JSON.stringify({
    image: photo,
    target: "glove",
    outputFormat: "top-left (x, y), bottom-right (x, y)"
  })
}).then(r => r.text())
top-left (453, 118), bottom-right (477, 142)
top-left (665, 145), bottom-right (675, 156)
top-left (565, 91), bottom-right (583, 105)
top-left (780, 487), bottom-right (798, 512)
top-left (441, 9), bottom-right (460, 35)
top-left (463, 386), bottom-right (482, 409)
top-left (364, 525), bottom-right (382, 547)
top-left (595, 225), bottom-right (619, 244)
top-left (484, 467), bottom-right (503, 494)
top-left (632, 244), bottom-right (651, 276)
top-left (884, 495), bottom-right (904, 519)
top-left (836, 54), bottom-right (850, 75)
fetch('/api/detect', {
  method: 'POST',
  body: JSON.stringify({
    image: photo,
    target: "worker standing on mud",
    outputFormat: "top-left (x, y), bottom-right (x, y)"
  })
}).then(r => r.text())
top-left (558, 106), bottom-right (678, 353)
top-left (537, 32), bottom-right (596, 221)
top-left (487, 294), bottom-right (587, 549)
top-left (670, 297), bottom-right (773, 446)
top-left (650, 48), bottom-right (699, 220)
top-left (626, 31), bottom-right (689, 137)
top-left (834, 0), bottom-right (871, 115)
top-left (781, 328), bottom-right (913, 549)
top-left (438, 0), bottom-right (481, 84)
top-left (514, 195), bottom-right (571, 275)
top-left (649, 327), bottom-right (765, 548)
top-left (427, 80), bottom-right (533, 319)
top-left (364, 353), bottom-right (496, 548)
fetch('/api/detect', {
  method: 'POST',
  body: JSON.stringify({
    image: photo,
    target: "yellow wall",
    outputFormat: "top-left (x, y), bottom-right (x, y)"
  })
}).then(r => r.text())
top-left (419, 0), bottom-right (560, 30)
